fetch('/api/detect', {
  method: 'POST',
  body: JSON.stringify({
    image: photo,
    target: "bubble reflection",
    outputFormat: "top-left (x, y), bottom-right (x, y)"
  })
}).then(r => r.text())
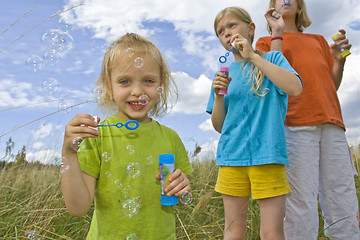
top-left (121, 197), bottom-right (140, 218)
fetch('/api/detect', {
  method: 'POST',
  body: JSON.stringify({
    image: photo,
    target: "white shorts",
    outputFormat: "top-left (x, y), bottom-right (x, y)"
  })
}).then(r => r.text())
top-left (284, 123), bottom-right (360, 240)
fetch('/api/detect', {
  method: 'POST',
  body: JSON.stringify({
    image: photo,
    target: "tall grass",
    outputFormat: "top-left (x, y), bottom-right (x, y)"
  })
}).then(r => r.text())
top-left (0, 148), bottom-right (359, 239)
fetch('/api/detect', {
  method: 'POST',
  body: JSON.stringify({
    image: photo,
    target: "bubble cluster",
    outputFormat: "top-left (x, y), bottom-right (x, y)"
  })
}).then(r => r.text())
top-left (101, 151), bottom-right (112, 162)
top-left (134, 57), bottom-right (144, 68)
top-left (126, 233), bottom-right (139, 240)
top-left (71, 137), bottom-right (86, 152)
top-left (121, 197), bottom-right (140, 218)
top-left (42, 78), bottom-right (59, 95)
top-left (126, 162), bottom-right (142, 178)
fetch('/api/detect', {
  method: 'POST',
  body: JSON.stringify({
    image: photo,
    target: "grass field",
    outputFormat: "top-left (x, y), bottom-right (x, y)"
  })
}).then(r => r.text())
top-left (0, 147), bottom-right (359, 239)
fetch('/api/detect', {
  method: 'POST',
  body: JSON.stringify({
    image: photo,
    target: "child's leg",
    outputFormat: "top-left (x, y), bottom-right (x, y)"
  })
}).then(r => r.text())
top-left (284, 125), bottom-right (321, 240)
top-left (258, 195), bottom-right (285, 240)
top-left (318, 123), bottom-right (360, 239)
top-left (222, 194), bottom-right (249, 240)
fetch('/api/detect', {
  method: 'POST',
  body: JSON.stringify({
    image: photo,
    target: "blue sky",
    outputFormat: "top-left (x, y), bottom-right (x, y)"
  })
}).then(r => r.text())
top-left (1, 0), bottom-right (360, 164)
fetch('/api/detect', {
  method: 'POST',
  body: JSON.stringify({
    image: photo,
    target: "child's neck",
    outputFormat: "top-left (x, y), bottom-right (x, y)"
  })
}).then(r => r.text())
top-left (283, 16), bottom-right (301, 33)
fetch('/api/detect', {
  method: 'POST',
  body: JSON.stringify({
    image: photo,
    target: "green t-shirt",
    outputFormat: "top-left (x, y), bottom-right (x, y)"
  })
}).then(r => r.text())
top-left (78, 115), bottom-right (193, 240)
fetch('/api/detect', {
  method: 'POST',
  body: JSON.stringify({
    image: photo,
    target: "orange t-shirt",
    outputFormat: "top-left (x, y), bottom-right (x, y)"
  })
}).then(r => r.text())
top-left (256, 32), bottom-right (345, 129)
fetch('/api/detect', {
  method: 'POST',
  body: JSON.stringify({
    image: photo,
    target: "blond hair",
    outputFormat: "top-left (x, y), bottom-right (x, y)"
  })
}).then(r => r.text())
top-left (214, 7), bottom-right (267, 96)
top-left (267, 0), bottom-right (312, 33)
top-left (96, 33), bottom-right (176, 117)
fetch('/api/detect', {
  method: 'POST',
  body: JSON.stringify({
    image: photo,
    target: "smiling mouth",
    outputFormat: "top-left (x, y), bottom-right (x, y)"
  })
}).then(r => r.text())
top-left (129, 101), bottom-right (146, 110)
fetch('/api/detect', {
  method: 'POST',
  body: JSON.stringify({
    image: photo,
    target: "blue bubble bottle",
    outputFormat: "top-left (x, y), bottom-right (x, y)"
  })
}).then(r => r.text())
top-left (159, 154), bottom-right (179, 206)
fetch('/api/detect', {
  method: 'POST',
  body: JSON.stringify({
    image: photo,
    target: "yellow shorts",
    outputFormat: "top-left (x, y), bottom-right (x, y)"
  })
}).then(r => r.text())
top-left (215, 164), bottom-right (291, 199)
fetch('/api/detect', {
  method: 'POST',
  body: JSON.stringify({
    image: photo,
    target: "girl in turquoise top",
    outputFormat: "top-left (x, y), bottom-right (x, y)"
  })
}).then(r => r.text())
top-left (208, 7), bottom-right (302, 239)
top-left (61, 33), bottom-right (193, 239)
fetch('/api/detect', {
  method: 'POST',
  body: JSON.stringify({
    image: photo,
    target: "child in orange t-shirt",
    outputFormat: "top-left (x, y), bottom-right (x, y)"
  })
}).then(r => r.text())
top-left (256, 0), bottom-right (359, 239)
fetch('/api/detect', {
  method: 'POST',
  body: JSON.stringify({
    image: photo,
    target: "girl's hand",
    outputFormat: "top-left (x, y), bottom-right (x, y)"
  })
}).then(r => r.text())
top-left (230, 34), bottom-right (255, 60)
top-left (330, 29), bottom-right (351, 61)
top-left (63, 113), bottom-right (100, 154)
top-left (162, 169), bottom-right (191, 197)
top-left (213, 72), bottom-right (231, 95)
top-left (265, 8), bottom-right (285, 36)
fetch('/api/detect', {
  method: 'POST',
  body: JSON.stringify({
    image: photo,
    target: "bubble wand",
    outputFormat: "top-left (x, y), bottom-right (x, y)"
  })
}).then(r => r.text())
top-left (272, 0), bottom-right (290, 19)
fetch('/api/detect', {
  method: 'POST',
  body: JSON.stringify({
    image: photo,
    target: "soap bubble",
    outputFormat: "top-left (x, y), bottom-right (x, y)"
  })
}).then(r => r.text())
top-left (54, 156), bottom-right (70, 174)
top-left (126, 145), bottom-right (135, 155)
top-left (157, 86), bottom-right (164, 95)
top-left (121, 185), bottom-right (132, 199)
top-left (134, 57), bottom-right (144, 68)
top-left (138, 94), bottom-right (149, 105)
top-left (125, 47), bottom-right (135, 58)
top-left (42, 78), bottom-right (59, 95)
top-left (58, 98), bottom-right (74, 114)
top-left (101, 151), bottom-right (112, 162)
top-left (125, 162), bottom-right (141, 178)
top-left (41, 29), bottom-right (62, 49)
top-left (180, 191), bottom-right (192, 205)
top-left (104, 170), bottom-right (112, 178)
top-left (93, 85), bottom-right (103, 102)
top-left (26, 55), bottom-right (44, 72)
top-left (126, 233), bottom-right (139, 240)
top-left (145, 155), bottom-right (155, 165)
top-left (58, 17), bottom-right (75, 32)
top-left (121, 197), bottom-right (140, 218)
top-left (43, 49), bottom-right (61, 66)
top-left (27, 230), bottom-right (38, 240)
top-left (71, 137), bottom-right (86, 152)
top-left (55, 31), bottom-right (73, 54)
top-left (114, 179), bottom-right (123, 189)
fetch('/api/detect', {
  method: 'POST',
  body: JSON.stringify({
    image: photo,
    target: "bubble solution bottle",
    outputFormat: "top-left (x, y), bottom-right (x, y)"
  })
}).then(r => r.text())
top-left (332, 33), bottom-right (351, 58)
top-left (159, 154), bottom-right (179, 206)
top-left (218, 67), bottom-right (229, 95)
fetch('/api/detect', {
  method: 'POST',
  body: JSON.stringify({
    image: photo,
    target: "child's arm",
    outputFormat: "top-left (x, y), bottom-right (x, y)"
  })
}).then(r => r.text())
top-left (264, 8), bottom-right (285, 52)
top-left (330, 29), bottom-right (351, 90)
top-left (232, 34), bottom-right (302, 97)
top-left (61, 113), bottom-right (99, 217)
top-left (211, 73), bottom-right (232, 133)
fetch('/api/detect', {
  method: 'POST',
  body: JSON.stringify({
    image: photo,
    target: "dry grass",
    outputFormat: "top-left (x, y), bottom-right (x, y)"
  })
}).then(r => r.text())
top-left (0, 148), bottom-right (359, 239)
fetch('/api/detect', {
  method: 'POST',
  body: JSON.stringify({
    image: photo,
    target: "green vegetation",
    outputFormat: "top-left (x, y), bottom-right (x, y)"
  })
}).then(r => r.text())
top-left (0, 141), bottom-right (359, 239)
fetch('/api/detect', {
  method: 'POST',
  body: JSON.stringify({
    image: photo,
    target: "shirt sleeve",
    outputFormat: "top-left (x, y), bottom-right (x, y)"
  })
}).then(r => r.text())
top-left (77, 136), bottom-right (101, 179)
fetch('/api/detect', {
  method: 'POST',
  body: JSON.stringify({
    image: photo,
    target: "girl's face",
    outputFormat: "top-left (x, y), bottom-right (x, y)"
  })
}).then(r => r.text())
top-left (276, 0), bottom-right (298, 17)
top-left (216, 13), bottom-right (254, 51)
top-left (110, 54), bottom-right (161, 123)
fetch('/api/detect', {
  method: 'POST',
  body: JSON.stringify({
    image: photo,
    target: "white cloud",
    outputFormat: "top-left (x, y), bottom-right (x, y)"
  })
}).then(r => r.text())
top-left (172, 72), bottom-right (212, 114)
top-left (32, 141), bottom-right (44, 150)
top-left (26, 149), bottom-right (61, 165)
top-left (31, 123), bottom-right (54, 140)
top-left (199, 118), bottom-right (213, 132)
top-left (197, 137), bottom-right (218, 160)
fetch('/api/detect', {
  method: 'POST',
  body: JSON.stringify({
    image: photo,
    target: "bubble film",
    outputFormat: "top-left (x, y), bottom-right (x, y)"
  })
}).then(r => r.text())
top-left (43, 49), bottom-right (60, 66)
top-left (145, 155), bottom-right (155, 165)
top-left (114, 179), bottom-right (123, 189)
top-left (125, 47), bottom-right (135, 58)
top-left (58, 17), bottom-right (75, 32)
